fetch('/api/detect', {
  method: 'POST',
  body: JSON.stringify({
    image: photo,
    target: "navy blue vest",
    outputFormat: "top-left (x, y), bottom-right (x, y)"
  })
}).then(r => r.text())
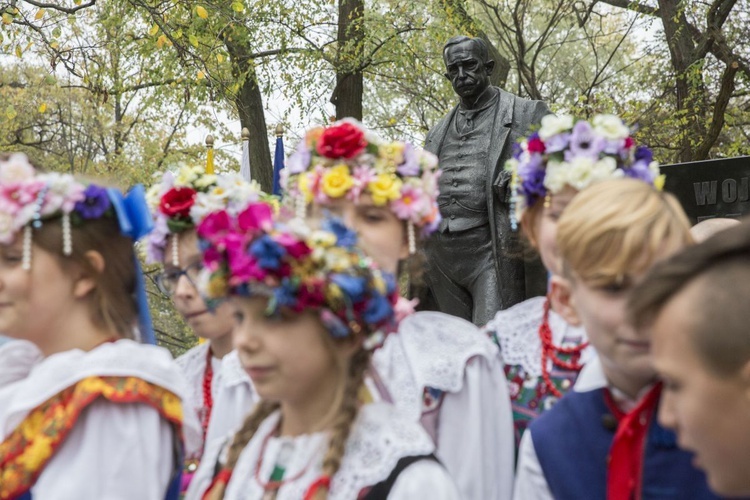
top-left (529, 388), bottom-right (719, 499)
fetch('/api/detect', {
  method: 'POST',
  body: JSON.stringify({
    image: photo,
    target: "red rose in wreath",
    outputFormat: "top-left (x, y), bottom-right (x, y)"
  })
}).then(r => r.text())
top-left (316, 122), bottom-right (367, 159)
top-left (160, 187), bottom-right (196, 218)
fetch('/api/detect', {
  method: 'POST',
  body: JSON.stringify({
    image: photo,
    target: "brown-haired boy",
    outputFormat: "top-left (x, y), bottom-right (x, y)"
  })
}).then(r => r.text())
top-left (629, 217), bottom-right (750, 497)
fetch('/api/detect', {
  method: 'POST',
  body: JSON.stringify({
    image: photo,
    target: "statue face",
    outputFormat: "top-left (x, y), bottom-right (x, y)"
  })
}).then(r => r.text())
top-left (443, 40), bottom-right (493, 103)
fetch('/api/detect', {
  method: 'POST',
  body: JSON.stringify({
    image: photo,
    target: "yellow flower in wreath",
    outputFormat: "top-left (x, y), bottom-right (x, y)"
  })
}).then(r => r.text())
top-left (321, 165), bottom-right (354, 198)
top-left (368, 174), bottom-right (403, 205)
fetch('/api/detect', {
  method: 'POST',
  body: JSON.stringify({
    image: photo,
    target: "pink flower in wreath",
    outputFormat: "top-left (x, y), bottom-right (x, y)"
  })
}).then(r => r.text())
top-left (391, 185), bottom-right (426, 221)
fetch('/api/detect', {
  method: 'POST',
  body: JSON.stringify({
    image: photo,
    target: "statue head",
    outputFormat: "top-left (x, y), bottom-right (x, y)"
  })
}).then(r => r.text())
top-left (443, 36), bottom-right (495, 106)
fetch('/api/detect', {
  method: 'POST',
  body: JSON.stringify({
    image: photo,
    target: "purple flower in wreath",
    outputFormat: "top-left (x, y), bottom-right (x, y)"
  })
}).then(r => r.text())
top-left (74, 184), bottom-right (111, 219)
top-left (287, 142), bottom-right (312, 174)
top-left (518, 154), bottom-right (546, 206)
top-left (634, 146), bottom-right (653, 165)
top-left (543, 132), bottom-right (571, 154)
top-left (396, 143), bottom-right (421, 177)
top-left (566, 121), bottom-right (605, 161)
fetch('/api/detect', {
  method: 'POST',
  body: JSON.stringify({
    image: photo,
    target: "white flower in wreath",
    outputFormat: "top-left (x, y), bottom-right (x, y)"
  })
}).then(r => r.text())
top-left (191, 192), bottom-right (227, 224)
top-left (543, 160), bottom-right (569, 193)
top-left (539, 114), bottom-right (574, 140)
top-left (566, 156), bottom-right (618, 190)
top-left (0, 154), bottom-right (35, 183)
top-left (592, 114), bottom-right (630, 141)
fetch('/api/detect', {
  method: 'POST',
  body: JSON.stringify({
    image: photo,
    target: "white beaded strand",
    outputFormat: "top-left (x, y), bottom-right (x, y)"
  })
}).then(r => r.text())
top-left (295, 193), bottom-right (306, 221)
top-left (407, 221), bottom-right (416, 255)
top-left (21, 226), bottom-right (33, 271)
top-left (62, 213), bottom-right (72, 256)
top-left (172, 232), bottom-right (180, 267)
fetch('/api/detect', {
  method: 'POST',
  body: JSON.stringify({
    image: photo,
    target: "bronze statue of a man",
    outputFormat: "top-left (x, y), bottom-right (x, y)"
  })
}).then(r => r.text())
top-left (424, 35), bottom-right (551, 325)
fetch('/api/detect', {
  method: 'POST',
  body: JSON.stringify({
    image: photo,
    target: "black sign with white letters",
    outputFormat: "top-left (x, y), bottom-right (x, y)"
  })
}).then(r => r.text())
top-left (660, 156), bottom-right (750, 223)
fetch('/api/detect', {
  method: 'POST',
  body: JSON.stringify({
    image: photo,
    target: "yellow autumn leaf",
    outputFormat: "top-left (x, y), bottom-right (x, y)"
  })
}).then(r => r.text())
top-left (188, 34), bottom-right (199, 48)
top-left (216, 53), bottom-right (224, 63)
top-left (196, 6), bottom-right (208, 19)
top-left (50, 41), bottom-right (59, 49)
top-left (35, 9), bottom-right (45, 20)
top-left (15, 45), bottom-right (22, 57)
top-left (197, 70), bottom-right (205, 80)
top-left (231, 1), bottom-right (245, 12)
top-left (2, 13), bottom-right (12, 25)
top-left (38, 103), bottom-right (47, 113)
top-left (149, 24), bottom-right (159, 36)
top-left (157, 34), bottom-right (168, 48)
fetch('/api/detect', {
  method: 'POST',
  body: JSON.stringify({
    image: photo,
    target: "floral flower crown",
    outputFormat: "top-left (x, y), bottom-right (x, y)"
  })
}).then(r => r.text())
top-left (505, 113), bottom-right (665, 230)
top-left (145, 164), bottom-right (271, 265)
top-left (280, 119), bottom-right (442, 253)
top-left (196, 201), bottom-right (399, 349)
top-left (0, 153), bottom-right (157, 342)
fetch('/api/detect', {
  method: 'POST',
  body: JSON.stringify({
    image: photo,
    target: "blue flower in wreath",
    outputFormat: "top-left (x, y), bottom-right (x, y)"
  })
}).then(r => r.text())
top-left (331, 273), bottom-right (367, 302)
top-left (250, 234), bottom-right (286, 270)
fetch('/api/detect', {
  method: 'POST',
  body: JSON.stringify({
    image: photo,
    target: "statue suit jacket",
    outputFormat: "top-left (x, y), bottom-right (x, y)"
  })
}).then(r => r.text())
top-left (425, 87), bottom-right (551, 309)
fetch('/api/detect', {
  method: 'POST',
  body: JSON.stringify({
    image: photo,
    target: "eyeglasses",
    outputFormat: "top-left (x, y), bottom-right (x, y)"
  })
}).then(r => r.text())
top-left (155, 261), bottom-right (203, 296)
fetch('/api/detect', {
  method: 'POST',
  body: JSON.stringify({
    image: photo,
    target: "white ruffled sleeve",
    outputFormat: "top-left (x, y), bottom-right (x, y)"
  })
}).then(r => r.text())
top-left (389, 460), bottom-right (462, 499)
top-left (513, 431), bottom-right (553, 500)
top-left (437, 355), bottom-right (515, 500)
top-left (0, 340), bottom-right (42, 388)
top-left (32, 399), bottom-right (176, 498)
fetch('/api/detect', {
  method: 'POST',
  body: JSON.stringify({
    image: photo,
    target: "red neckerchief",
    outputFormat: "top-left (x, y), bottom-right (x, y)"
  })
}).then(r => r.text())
top-left (605, 382), bottom-right (663, 500)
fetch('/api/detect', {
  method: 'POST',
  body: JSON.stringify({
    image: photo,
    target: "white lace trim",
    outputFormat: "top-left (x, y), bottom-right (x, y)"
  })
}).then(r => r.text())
top-left (484, 296), bottom-right (589, 378)
top-left (224, 402), bottom-right (435, 499)
top-left (372, 311), bottom-right (498, 420)
top-left (219, 349), bottom-right (252, 388)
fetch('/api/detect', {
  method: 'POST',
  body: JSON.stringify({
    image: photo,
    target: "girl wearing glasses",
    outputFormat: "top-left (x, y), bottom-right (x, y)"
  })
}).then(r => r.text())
top-left (146, 166), bottom-right (271, 482)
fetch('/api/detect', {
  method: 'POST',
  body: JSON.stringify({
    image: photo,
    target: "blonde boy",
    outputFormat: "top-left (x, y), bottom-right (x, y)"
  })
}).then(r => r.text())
top-left (514, 179), bottom-right (717, 500)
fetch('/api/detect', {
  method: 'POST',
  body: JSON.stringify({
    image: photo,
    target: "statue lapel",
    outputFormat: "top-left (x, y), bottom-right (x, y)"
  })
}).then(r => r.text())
top-left (489, 89), bottom-right (516, 180)
top-left (425, 105), bottom-right (459, 157)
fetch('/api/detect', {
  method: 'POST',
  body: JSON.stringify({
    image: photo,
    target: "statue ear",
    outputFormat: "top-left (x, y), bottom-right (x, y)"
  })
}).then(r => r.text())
top-left (484, 59), bottom-right (495, 76)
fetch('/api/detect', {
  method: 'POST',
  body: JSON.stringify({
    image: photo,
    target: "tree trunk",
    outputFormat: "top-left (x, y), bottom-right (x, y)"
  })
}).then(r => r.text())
top-left (657, 0), bottom-right (707, 162)
top-left (332, 0), bottom-right (365, 120)
top-left (223, 32), bottom-right (273, 192)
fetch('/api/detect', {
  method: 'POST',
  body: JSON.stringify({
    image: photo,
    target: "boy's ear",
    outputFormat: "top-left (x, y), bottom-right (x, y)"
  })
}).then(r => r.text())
top-left (549, 275), bottom-right (582, 327)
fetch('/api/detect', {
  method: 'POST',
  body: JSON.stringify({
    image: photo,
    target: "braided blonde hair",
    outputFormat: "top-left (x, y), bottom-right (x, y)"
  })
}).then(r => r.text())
top-left (205, 346), bottom-right (371, 500)
top-left (309, 347), bottom-right (371, 499)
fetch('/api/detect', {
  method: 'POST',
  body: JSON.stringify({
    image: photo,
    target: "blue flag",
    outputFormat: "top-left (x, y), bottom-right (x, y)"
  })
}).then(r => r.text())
top-left (273, 135), bottom-right (285, 196)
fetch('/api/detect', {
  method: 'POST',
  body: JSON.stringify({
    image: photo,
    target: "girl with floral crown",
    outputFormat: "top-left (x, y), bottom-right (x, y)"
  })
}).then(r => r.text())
top-left (146, 165), bottom-right (271, 481)
top-left (482, 113), bottom-right (664, 449)
top-left (0, 153), bottom-right (200, 498)
top-left (281, 119), bottom-right (514, 500)
top-left (186, 202), bottom-right (460, 499)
